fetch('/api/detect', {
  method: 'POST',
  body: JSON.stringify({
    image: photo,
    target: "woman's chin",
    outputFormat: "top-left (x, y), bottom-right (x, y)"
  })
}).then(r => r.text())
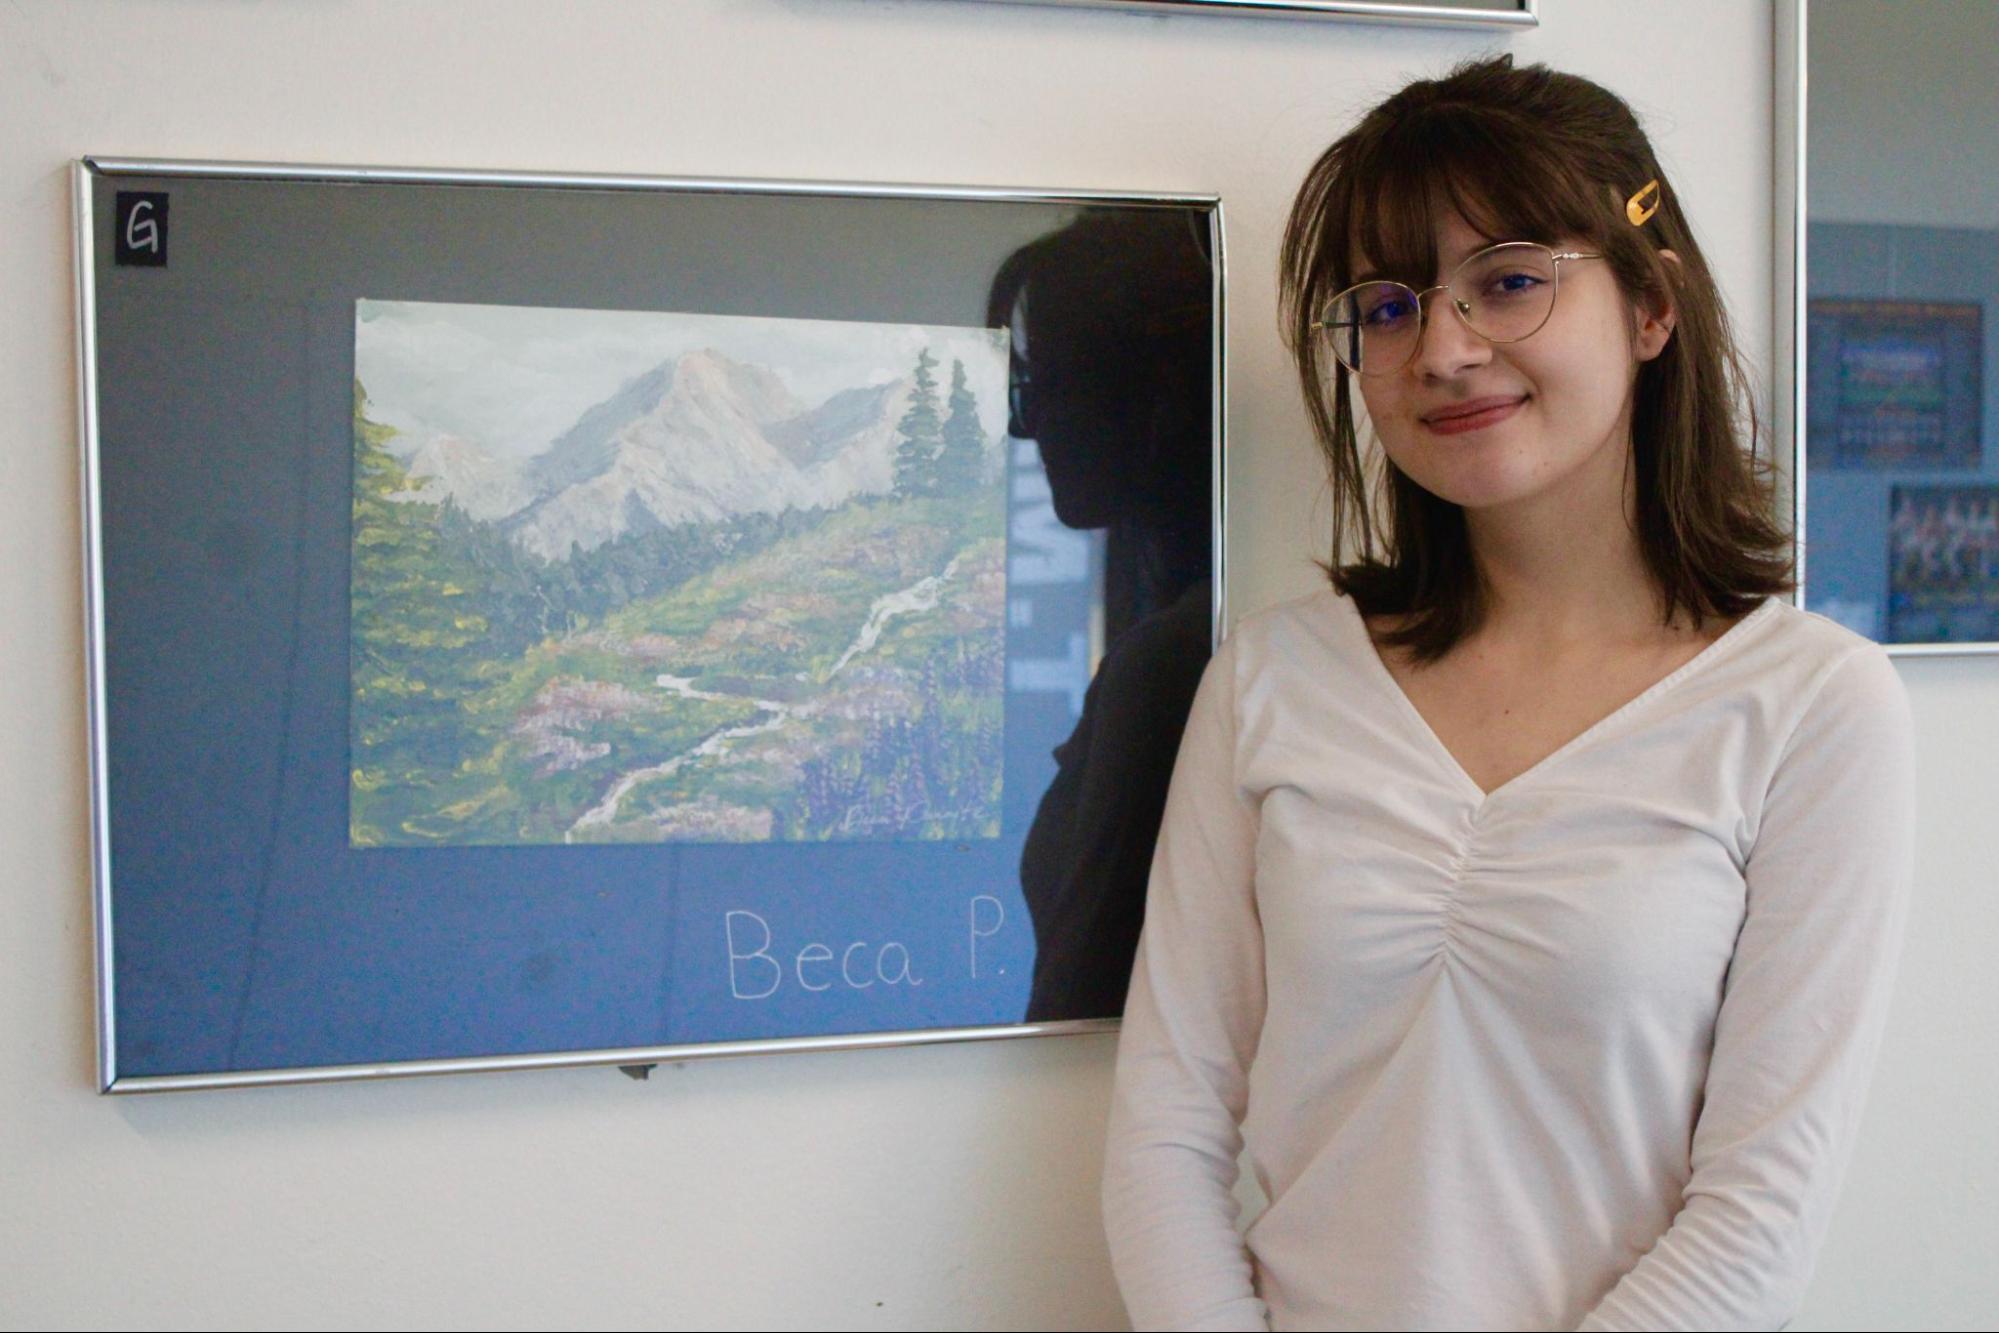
top-left (1396, 460), bottom-right (1541, 513)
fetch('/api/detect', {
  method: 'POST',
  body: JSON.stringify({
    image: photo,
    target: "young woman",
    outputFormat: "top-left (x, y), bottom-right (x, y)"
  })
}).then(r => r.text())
top-left (1100, 54), bottom-right (1917, 1331)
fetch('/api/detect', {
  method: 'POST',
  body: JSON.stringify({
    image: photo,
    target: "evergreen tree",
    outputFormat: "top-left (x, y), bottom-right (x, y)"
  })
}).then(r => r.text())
top-left (348, 380), bottom-right (498, 843)
top-left (892, 347), bottom-right (944, 498)
top-left (936, 358), bottom-right (987, 494)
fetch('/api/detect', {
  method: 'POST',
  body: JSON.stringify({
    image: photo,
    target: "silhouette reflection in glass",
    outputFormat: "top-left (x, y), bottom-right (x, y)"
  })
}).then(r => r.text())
top-left (991, 210), bottom-right (1216, 1024)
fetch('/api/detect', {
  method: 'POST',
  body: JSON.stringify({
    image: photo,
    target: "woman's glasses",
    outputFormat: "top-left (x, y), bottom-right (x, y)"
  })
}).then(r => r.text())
top-left (1314, 241), bottom-right (1604, 377)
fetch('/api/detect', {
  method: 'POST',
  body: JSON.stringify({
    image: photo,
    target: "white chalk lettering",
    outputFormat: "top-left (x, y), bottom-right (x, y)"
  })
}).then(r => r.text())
top-left (876, 942), bottom-right (922, 987)
top-left (725, 910), bottom-right (781, 1000)
top-left (969, 895), bottom-right (1005, 978)
top-left (795, 942), bottom-right (834, 992)
top-left (841, 941), bottom-right (875, 989)
top-left (723, 911), bottom-right (955, 999)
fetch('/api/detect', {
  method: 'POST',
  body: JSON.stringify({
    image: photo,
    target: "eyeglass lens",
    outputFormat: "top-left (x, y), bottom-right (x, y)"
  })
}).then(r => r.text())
top-left (1321, 243), bottom-right (1561, 375)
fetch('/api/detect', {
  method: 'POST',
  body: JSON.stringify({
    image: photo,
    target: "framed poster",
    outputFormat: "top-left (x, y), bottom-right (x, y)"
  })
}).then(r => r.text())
top-left (1782, 0), bottom-right (1999, 652)
top-left (1887, 483), bottom-right (1999, 643)
top-left (75, 158), bottom-right (1223, 1091)
top-left (1806, 300), bottom-right (1981, 472)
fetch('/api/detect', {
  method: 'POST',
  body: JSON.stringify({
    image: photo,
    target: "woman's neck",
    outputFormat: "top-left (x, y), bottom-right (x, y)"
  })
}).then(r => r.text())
top-left (1460, 430), bottom-right (1676, 648)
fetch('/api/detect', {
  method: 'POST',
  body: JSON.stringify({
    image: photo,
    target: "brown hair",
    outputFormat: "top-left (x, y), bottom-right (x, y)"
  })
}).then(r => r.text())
top-left (1277, 52), bottom-right (1793, 663)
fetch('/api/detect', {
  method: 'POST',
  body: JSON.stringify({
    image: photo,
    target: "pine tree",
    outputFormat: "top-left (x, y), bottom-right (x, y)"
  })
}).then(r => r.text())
top-left (936, 358), bottom-right (987, 495)
top-left (348, 380), bottom-right (497, 843)
top-left (892, 347), bottom-right (944, 498)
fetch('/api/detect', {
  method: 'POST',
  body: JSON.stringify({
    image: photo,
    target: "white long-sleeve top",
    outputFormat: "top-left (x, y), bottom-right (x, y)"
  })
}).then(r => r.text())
top-left (1102, 587), bottom-right (1917, 1331)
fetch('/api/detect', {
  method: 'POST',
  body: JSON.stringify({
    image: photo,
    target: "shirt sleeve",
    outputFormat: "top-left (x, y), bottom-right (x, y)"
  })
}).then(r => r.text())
top-left (1101, 632), bottom-right (1271, 1332)
top-left (1577, 645), bottom-right (1918, 1331)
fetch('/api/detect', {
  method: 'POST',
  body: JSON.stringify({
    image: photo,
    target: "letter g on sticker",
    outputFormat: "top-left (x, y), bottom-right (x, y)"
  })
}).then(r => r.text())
top-left (114, 191), bottom-right (169, 267)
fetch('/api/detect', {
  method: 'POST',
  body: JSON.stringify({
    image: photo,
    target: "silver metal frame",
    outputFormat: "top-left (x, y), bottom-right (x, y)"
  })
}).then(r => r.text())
top-left (1782, 0), bottom-right (1997, 656)
top-left (73, 156), bottom-right (1229, 1092)
top-left (984, 0), bottom-right (1535, 27)
top-left (1776, 0), bottom-right (1804, 611)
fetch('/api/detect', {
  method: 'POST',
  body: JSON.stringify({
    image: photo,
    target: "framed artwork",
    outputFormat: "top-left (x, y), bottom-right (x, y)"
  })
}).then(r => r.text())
top-left (347, 300), bottom-right (1012, 849)
top-left (980, 0), bottom-right (1535, 25)
top-left (1887, 483), bottom-right (1999, 644)
top-left (1781, 0), bottom-right (1998, 653)
top-left (75, 158), bottom-right (1223, 1091)
top-left (1806, 300), bottom-right (1981, 472)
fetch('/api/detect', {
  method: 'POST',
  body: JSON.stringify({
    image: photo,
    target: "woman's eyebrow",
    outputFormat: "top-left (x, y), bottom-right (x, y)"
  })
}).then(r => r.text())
top-left (1349, 237), bottom-right (1503, 287)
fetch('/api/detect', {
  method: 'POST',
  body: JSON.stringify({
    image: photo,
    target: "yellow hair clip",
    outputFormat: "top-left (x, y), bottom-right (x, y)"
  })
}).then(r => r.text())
top-left (1626, 179), bottom-right (1662, 227)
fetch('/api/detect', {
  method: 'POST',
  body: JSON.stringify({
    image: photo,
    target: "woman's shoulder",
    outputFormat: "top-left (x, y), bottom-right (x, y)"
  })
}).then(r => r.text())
top-left (1712, 597), bottom-right (1911, 761)
top-left (1729, 602), bottom-right (1915, 829)
top-left (1740, 596), bottom-right (1900, 690)
top-left (1203, 587), bottom-right (1392, 733)
top-left (1220, 585), bottom-right (1354, 668)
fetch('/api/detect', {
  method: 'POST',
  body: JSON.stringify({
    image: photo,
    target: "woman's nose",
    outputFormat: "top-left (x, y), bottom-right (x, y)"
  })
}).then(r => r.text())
top-left (1410, 289), bottom-right (1491, 379)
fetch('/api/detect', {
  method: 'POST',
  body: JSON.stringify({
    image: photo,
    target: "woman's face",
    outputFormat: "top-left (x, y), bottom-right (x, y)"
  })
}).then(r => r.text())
top-left (1349, 210), bottom-right (1675, 520)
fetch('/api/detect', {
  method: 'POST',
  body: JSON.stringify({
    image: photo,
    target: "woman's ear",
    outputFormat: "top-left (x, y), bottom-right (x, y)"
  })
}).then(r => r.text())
top-left (1633, 249), bottom-right (1681, 362)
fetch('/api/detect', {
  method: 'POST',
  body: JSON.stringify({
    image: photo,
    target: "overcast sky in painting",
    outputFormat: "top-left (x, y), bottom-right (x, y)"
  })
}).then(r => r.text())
top-left (354, 299), bottom-right (1012, 460)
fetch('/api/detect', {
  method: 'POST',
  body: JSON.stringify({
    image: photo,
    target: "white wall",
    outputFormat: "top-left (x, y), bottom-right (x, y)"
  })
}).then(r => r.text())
top-left (0, 1), bottom-right (1983, 1328)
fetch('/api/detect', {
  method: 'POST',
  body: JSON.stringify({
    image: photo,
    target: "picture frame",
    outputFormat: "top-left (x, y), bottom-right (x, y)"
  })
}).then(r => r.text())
top-left (979, 0), bottom-right (1536, 26)
top-left (1781, 0), bottom-right (1999, 653)
top-left (74, 157), bottom-right (1225, 1091)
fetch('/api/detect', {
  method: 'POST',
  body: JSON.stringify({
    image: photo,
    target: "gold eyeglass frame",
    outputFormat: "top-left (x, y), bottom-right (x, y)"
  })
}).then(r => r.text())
top-left (1312, 240), bottom-right (1605, 377)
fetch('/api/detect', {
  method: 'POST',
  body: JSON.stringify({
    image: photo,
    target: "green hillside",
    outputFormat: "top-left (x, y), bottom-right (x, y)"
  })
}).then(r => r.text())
top-left (349, 389), bottom-right (1006, 848)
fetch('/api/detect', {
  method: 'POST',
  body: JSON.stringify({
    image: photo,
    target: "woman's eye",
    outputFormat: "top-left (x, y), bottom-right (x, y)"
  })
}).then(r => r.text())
top-left (1486, 271), bottom-right (1545, 297)
top-left (1364, 298), bottom-right (1413, 326)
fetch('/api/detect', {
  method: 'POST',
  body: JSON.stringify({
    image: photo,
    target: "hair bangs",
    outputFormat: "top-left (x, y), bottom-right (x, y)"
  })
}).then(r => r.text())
top-left (1342, 130), bottom-right (1443, 291)
top-left (1349, 110), bottom-right (1608, 290)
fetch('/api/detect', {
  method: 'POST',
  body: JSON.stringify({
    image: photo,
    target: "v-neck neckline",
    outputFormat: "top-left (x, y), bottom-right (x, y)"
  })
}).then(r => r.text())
top-left (1336, 591), bottom-right (1780, 808)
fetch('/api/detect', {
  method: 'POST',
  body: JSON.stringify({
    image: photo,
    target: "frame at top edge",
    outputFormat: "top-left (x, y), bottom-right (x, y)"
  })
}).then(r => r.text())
top-left (981, 0), bottom-right (1536, 28)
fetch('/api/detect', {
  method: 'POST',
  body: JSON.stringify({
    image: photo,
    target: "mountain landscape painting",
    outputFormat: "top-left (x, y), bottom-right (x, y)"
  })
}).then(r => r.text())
top-left (349, 299), bottom-right (1010, 847)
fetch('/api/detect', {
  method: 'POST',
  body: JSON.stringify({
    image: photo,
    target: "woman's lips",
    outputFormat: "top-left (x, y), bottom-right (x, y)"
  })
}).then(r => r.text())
top-left (1421, 395), bottom-right (1526, 436)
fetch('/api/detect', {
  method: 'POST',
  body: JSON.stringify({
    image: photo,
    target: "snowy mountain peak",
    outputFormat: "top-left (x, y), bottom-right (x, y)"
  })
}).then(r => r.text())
top-left (394, 433), bottom-right (532, 522)
top-left (671, 349), bottom-right (801, 424)
top-left (502, 352), bottom-right (922, 562)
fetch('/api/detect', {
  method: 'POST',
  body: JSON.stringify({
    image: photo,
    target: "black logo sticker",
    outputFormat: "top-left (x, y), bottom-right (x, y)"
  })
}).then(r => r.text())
top-left (114, 192), bottom-right (169, 267)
